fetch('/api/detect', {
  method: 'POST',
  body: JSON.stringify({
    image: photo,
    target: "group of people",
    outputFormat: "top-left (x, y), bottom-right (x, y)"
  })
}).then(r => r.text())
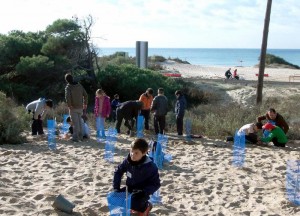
top-left (115, 88), bottom-right (187, 137)
top-left (24, 73), bottom-right (291, 215)
top-left (227, 108), bottom-right (289, 147)
top-left (225, 68), bottom-right (239, 80)
top-left (25, 73), bottom-right (188, 141)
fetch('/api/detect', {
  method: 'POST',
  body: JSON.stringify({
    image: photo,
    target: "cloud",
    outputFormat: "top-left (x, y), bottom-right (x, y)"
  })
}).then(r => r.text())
top-left (0, 0), bottom-right (299, 48)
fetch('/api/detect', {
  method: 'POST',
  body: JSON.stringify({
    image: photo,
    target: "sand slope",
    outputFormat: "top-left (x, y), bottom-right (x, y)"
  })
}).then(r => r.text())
top-left (1, 132), bottom-right (300, 216)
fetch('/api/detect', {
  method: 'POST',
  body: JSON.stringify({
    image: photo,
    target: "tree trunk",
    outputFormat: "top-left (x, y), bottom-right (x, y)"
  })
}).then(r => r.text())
top-left (256, 0), bottom-right (272, 105)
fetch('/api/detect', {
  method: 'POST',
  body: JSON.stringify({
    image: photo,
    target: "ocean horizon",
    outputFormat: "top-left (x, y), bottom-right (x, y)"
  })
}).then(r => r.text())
top-left (97, 48), bottom-right (300, 67)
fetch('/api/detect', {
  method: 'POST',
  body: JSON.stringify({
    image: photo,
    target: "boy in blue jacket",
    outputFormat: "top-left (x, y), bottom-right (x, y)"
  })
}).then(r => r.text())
top-left (175, 90), bottom-right (187, 136)
top-left (113, 138), bottom-right (160, 215)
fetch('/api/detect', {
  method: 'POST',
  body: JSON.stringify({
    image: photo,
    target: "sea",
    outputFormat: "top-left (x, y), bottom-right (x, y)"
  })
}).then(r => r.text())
top-left (97, 48), bottom-right (300, 67)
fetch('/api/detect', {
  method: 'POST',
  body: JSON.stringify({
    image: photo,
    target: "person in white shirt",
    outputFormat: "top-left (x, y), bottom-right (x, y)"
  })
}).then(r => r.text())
top-left (226, 122), bottom-right (263, 144)
top-left (26, 98), bottom-right (53, 136)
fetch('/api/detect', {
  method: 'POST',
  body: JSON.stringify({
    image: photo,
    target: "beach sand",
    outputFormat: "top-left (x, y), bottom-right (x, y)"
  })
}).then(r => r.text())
top-left (160, 60), bottom-right (300, 82)
top-left (1, 63), bottom-right (300, 215)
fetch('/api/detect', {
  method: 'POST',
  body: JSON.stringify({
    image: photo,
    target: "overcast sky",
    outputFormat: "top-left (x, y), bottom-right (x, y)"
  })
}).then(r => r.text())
top-left (1, 0), bottom-right (299, 49)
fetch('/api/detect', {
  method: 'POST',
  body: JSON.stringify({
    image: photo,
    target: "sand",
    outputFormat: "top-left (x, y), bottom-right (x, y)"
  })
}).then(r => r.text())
top-left (160, 60), bottom-right (300, 82)
top-left (1, 62), bottom-right (300, 216)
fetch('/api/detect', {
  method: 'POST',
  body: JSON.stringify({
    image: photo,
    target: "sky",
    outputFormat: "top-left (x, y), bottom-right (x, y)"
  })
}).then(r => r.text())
top-left (1, 0), bottom-right (299, 49)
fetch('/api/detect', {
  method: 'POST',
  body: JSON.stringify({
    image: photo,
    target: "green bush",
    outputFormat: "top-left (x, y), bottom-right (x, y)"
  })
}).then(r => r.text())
top-left (0, 91), bottom-right (27, 144)
top-left (262, 53), bottom-right (300, 69)
top-left (96, 64), bottom-right (184, 105)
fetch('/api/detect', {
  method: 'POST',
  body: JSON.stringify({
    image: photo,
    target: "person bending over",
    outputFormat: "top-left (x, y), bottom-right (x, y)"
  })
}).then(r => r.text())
top-left (257, 108), bottom-right (289, 134)
top-left (115, 100), bottom-right (143, 135)
top-left (258, 123), bottom-right (288, 147)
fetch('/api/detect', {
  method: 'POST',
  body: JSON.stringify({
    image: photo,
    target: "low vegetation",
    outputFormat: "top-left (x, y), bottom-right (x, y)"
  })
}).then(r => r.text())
top-left (1, 27), bottom-right (299, 143)
top-left (0, 92), bottom-right (28, 144)
top-left (258, 53), bottom-right (300, 69)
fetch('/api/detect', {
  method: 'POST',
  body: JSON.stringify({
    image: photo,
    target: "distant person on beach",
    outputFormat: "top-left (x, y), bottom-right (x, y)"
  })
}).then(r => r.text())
top-left (139, 88), bottom-right (154, 130)
top-left (65, 73), bottom-right (88, 142)
top-left (257, 108), bottom-right (289, 134)
top-left (115, 100), bottom-right (143, 135)
top-left (225, 68), bottom-right (232, 79)
top-left (151, 88), bottom-right (168, 135)
top-left (258, 123), bottom-right (288, 147)
top-left (113, 138), bottom-right (160, 215)
top-left (26, 98), bottom-right (53, 137)
top-left (233, 69), bottom-right (239, 80)
top-left (226, 122), bottom-right (263, 144)
top-left (110, 94), bottom-right (121, 122)
top-left (175, 90), bottom-right (187, 136)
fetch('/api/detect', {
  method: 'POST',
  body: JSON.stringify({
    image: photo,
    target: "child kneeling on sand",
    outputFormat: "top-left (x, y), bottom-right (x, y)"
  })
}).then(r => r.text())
top-left (64, 116), bottom-right (90, 140)
top-left (113, 138), bottom-right (160, 215)
top-left (258, 123), bottom-right (288, 147)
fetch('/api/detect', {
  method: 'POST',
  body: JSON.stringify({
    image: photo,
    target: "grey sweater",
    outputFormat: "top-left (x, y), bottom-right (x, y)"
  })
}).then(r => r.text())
top-left (151, 94), bottom-right (168, 116)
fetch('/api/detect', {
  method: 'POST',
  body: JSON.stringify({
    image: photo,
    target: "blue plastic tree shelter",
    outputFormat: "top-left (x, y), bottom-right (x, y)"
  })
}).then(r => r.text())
top-left (232, 130), bottom-right (245, 167)
top-left (47, 119), bottom-right (57, 150)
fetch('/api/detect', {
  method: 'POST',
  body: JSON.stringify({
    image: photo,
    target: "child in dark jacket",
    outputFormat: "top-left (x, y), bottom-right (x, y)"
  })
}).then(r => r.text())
top-left (110, 94), bottom-right (121, 122)
top-left (175, 90), bottom-right (187, 136)
top-left (113, 138), bottom-right (160, 215)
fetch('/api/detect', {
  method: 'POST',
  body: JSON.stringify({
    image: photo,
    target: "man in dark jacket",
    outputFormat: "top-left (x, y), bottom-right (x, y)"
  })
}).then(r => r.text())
top-left (113, 138), bottom-right (160, 215)
top-left (115, 100), bottom-right (143, 134)
top-left (175, 90), bottom-right (187, 136)
top-left (257, 108), bottom-right (289, 134)
top-left (151, 88), bottom-right (168, 135)
top-left (225, 68), bottom-right (232, 79)
top-left (65, 73), bottom-right (88, 142)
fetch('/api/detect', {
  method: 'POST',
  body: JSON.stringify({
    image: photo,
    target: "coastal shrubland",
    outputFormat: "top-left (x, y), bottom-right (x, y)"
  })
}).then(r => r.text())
top-left (0, 17), bottom-right (299, 143)
top-left (0, 91), bottom-right (28, 144)
top-left (258, 53), bottom-right (300, 69)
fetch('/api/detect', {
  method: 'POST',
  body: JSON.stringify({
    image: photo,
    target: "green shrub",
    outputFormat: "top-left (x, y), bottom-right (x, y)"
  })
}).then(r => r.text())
top-left (261, 53), bottom-right (300, 69)
top-left (0, 91), bottom-right (27, 144)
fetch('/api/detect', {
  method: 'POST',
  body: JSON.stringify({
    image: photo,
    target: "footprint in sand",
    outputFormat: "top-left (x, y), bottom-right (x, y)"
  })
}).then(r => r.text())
top-left (33, 194), bottom-right (44, 200)
top-left (23, 181), bottom-right (33, 186)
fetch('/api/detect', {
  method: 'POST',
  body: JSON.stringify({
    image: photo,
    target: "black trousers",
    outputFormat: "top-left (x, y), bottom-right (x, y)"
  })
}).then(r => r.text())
top-left (272, 137), bottom-right (286, 147)
top-left (226, 133), bottom-right (257, 144)
top-left (131, 192), bottom-right (150, 213)
top-left (32, 119), bottom-right (44, 135)
top-left (111, 109), bottom-right (117, 122)
top-left (115, 114), bottom-right (135, 133)
top-left (154, 115), bottom-right (165, 135)
top-left (140, 109), bottom-right (150, 130)
top-left (245, 133), bottom-right (258, 144)
top-left (176, 116), bottom-right (184, 135)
